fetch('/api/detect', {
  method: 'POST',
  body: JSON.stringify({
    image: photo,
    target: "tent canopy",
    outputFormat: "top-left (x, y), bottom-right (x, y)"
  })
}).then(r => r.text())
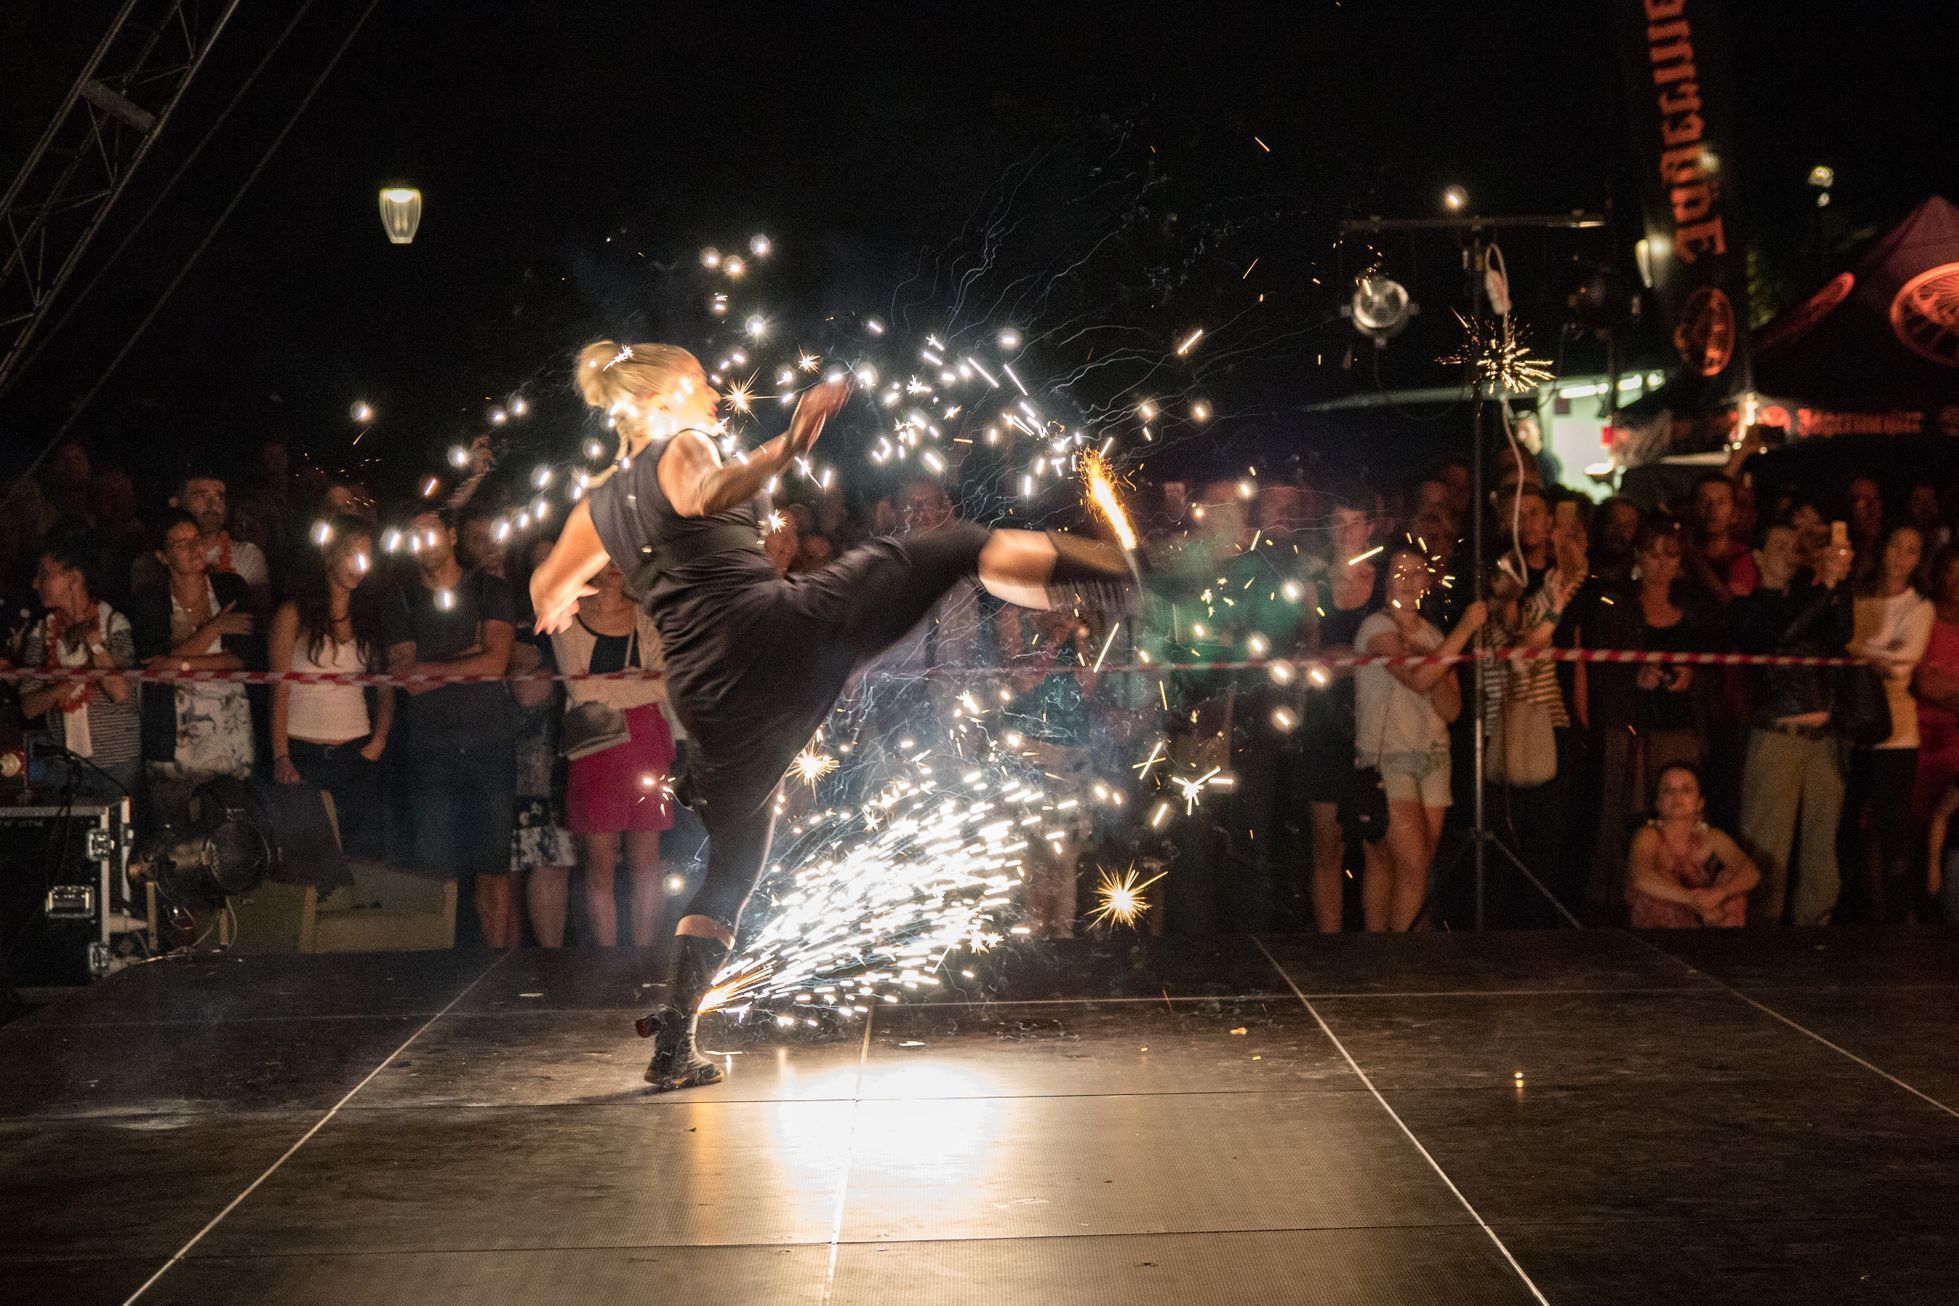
top-left (1752, 194), bottom-right (1959, 408)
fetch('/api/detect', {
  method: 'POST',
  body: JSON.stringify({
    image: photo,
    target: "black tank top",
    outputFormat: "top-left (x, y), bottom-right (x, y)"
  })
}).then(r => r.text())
top-left (586, 436), bottom-right (776, 706)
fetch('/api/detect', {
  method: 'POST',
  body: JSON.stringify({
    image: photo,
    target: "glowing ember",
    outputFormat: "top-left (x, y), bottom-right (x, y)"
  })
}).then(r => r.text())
top-left (1088, 864), bottom-right (1168, 929)
top-left (792, 747), bottom-right (841, 790)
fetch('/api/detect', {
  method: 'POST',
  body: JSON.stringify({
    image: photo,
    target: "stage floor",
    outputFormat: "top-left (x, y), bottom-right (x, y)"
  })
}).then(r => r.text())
top-left (5, 927), bottom-right (1958, 1305)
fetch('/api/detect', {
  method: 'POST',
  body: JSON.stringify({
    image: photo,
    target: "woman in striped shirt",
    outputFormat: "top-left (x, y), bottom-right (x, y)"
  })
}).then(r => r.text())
top-left (18, 528), bottom-right (142, 799)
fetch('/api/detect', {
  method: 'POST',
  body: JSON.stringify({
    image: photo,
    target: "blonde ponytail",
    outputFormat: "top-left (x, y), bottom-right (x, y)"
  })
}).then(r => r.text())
top-left (573, 339), bottom-right (710, 489)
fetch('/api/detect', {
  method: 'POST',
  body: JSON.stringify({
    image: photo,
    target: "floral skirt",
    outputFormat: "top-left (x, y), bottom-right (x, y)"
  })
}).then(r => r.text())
top-left (512, 797), bottom-right (575, 871)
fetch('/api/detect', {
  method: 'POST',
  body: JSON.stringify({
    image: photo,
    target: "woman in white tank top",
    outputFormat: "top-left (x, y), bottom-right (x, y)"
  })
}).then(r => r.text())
top-left (268, 516), bottom-right (396, 857)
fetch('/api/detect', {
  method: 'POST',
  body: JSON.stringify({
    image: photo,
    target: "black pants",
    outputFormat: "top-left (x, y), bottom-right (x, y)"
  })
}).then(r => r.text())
top-left (678, 522), bottom-right (990, 931)
top-left (1842, 745), bottom-right (1920, 923)
top-left (289, 737), bottom-right (384, 859)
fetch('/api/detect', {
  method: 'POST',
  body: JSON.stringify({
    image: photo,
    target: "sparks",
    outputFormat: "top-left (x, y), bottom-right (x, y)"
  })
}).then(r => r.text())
top-left (1175, 327), bottom-right (1205, 356)
top-left (792, 747), bottom-right (841, 790)
top-left (1441, 310), bottom-right (1554, 394)
top-left (1088, 865), bottom-right (1168, 929)
top-left (1079, 451), bottom-right (1139, 552)
top-left (1173, 766), bottom-right (1222, 814)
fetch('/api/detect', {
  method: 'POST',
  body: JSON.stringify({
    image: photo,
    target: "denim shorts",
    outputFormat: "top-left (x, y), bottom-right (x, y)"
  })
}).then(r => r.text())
top-left (1369, 745), bottom-right (1452, 809)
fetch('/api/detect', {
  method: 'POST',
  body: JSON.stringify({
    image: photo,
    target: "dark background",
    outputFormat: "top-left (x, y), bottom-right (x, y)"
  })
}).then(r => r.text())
top-left (3, 1), bottom-right (1954, 504)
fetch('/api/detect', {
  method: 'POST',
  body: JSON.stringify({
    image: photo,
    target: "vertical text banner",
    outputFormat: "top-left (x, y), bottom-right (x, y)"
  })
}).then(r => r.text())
top-left (1615, 0), bottom-right (1753, 405)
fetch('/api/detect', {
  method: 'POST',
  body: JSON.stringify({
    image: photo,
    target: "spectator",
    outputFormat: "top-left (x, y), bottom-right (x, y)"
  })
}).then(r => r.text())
top-left (18, 528), bottom-right (141, 799)
top-left (1479, 509), bottom-right (1585, 920)
top-left (1911, 546), bottom-right (1959, 831)
top-left (1924, 776), bottom-right (1959, 922)
top-left (1626, 762), bottom-right (1759, 927)
top-left (1588, 496), bottom-right (1644, 592)
top-left (268, 515), bottom-right (393, 858)
top-left (131, 511), bottom-right (258, 819)
top-left (40, 437), bottom-right (93, 522)
top-left (171, 471), bottom-right (272, 616)
top-left (762, 506), bottom-right (801, 575)
top-left (1407, 475), bottom-right (1461, 572)
top-left (794, 530), bottom-right (835, 573)
top-left (1845, 475), bottom-right (1884, 586)
top-left (511, 536), bottom-right (577, 947)
top-left (322, 478), bottom-right (377, 524)
top-left (92, 467), bottom-right (148, 607)
top-left (1301, 498), bottom-right (1383, 932)
top-left (1906, 483), bottom-right (1945, 564)
top-left (861, 478), bottom-right (992, 701)
top-left (1843, 525), bottom-right (1934, 921)
top-left (1683, 472), bottom-right (1747, 606)
top-left (999, 606), bottom-right (1099, 937)
top-left (1491, 482), bottom-right (1555, 591)
top-left (458, 505), bottom-right (508, 580)
top-left (1354, 543), bottom-right (1486, 930)
top-left (1584, 523), bottom-right (1716, 915)
top-left (1731, 521), bottom-right (1853, 926)
top-left (551, 561), bottom-right (675, 947)
top-left (385, 507), bottom-right (520, 948)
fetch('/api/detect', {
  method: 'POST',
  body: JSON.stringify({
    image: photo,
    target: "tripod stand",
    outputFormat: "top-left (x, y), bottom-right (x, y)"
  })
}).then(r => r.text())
top-left (1426, 236), bottom-right (1584, 931)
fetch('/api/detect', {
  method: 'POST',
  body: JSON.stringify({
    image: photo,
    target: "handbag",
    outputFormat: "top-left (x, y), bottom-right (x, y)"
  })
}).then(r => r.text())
top-left (560, 700), bottom-right (630, 760)
top-left (1485, 658), bottom-right (1558, 788)
top-left (559, 625), bottom-right (639, 760)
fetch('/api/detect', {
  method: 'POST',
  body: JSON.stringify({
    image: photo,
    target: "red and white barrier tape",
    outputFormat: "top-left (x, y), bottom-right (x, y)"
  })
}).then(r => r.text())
top-left (0, 645), bottom-right (1868, 689)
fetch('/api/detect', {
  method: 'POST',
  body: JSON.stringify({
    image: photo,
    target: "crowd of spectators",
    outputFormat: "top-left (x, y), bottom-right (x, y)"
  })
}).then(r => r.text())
top-left (3, 422), bottom-right (1957, 947)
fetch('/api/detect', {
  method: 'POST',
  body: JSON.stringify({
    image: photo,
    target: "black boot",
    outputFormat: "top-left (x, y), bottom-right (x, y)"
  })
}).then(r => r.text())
top-left (637, 932), bottom-right (729, 1091)
top-left (1042, 531), bottom-right (1141, 613)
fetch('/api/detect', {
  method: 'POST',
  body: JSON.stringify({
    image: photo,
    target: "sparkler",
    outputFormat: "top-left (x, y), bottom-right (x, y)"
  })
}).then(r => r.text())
top-left (1441, 310), bottom-right (1554, 394)
top-left (1080, 450), bottom-right (1138, 552)
top-left (1087, 865), bottom-right (1168, 929)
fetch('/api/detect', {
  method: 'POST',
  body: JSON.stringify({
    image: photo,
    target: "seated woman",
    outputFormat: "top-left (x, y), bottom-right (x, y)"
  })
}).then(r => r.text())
top-left (1626, 762), bottom-right (1758, 927)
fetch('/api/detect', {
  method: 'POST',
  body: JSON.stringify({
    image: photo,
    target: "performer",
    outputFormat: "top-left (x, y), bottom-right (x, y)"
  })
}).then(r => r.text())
top-left (532, 340), bottom-right (1136, 1089)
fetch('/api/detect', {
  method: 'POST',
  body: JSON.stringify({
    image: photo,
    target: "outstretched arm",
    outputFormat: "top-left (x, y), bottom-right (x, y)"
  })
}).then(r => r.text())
top-left (660, 377), bottom-right (852, 518)
top-left (532, 501), bottom-right (610, 636)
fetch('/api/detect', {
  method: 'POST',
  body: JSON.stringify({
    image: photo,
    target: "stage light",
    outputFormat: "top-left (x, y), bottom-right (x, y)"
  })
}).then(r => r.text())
top-left (1443, 185), bottom-right (1469, 212)
top-left (378, 187), bottom-right (422, 244)
top-left (749, 234), bottom-right (771, 257)
top-left (701, 247), bottom-right (721, 269)
top-left (349, 401), bottom-right (374, 424)
top-left (1347, 274), bottom-right (1416, 347)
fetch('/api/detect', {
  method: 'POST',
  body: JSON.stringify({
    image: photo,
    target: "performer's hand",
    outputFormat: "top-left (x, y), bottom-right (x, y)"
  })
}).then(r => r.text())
top-left (534, 583), bottom-right (597, 636)
top-left (787, 376), bottom-right (853, 456)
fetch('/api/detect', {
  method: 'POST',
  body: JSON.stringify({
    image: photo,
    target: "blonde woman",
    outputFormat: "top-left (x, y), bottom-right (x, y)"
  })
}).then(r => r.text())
top-left (531, 340), bottom-right (1136, 1090)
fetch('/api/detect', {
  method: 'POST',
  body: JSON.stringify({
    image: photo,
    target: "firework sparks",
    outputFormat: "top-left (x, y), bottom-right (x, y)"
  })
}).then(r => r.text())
top-left (1441, 310), bottom-right (1554, 394)
top-left (1087, 865), bottom-right (1168, 929)
top-left (792, 746), bottom-right (841, 790)
top-left (1172, 766), bottom-right (1223, 814)
top-left (713, 751), bottom-right (1056, 1021)
top-left (1080, 450), bottom-right (1139, 552)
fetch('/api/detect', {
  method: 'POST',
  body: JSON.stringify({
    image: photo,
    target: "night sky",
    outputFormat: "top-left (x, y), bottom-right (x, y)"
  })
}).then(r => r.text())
top-left (3, 1), bottom-right (1955, 501)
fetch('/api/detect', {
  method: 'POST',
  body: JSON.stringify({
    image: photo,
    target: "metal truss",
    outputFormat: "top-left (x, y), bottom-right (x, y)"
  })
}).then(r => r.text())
top-left (0, 0), bottom-right (240, 396)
